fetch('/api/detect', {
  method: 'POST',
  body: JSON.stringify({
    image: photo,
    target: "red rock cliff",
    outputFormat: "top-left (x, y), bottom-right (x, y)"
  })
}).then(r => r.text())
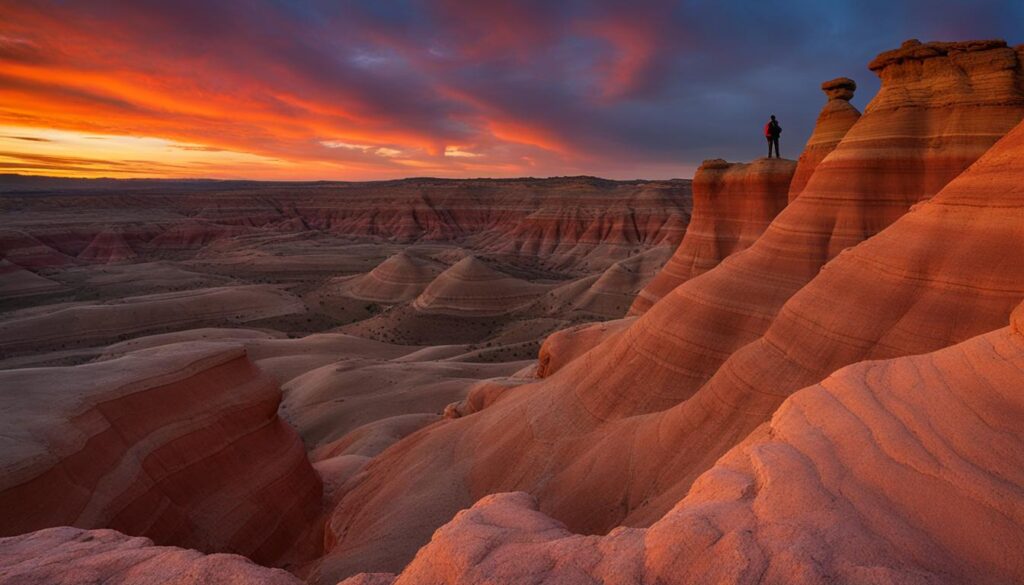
top-left (629, 157), bottom-right (795, 315)
top-left (315, 39), bottom-right (1024, 583)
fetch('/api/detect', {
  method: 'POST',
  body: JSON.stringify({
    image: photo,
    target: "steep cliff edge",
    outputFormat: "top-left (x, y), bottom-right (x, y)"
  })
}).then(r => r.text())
top-left (0, 343), bottom-right (323, 569)
top-left (630, 157), bottom-right (795, 315)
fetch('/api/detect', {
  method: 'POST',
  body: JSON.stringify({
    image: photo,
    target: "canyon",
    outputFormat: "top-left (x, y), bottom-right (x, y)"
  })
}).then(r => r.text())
top-left (2, 38), bottom-right (1024, 585)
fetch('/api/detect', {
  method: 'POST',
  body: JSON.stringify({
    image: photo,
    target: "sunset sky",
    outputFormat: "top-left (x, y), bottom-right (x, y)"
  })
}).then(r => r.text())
top-left (1, 0), bottom-right (1020, 180)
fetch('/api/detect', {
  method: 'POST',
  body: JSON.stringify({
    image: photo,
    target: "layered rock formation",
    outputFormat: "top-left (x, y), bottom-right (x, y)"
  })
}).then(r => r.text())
top-left (0, 343), bottom-right (323, 567)
top-left (0, 230), bottom-right (74, 269)
top-left (630, 157), bottom-right (795, 314)
top-left (317, 40), bottom-right (1024, 582)
top-left (349, 301), bottom-right (1024, 585)
top-left (0, 527), bottom-right (302, 585)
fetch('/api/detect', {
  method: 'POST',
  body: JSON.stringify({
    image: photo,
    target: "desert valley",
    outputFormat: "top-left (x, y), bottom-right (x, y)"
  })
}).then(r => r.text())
top-left (2, 35), bottom-right (1024, 585)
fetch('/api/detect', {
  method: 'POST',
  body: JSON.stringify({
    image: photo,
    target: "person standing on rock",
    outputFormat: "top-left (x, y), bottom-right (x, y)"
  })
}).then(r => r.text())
top-left (765, 115), bottom-right (782, 158)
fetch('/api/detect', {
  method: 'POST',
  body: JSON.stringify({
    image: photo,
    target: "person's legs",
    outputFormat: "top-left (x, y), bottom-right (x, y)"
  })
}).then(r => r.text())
top-left (767, 137), bottom-right (773, 158)
top-left (772, 137), bottom-right (780, 158)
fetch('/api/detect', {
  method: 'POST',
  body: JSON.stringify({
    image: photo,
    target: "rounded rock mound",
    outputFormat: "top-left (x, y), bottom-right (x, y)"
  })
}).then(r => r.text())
top-left (337, 251), bottom-right (443, 303)
top-left (412, 256), bottom-right (550, 316)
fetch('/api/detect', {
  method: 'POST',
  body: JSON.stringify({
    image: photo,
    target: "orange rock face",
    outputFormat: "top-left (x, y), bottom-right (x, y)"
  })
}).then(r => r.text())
top-left (347, 301), bottom-right (1024, 585)
top-left (317, 40), bottom-right (1024, 583)
top-left (0, 344), bottom-right (323, 568)
top-left (536, 317), bottom-right (633, 378)
top-left (0, 527), bottom-right (303, 584)
top-left (630, 157), bottom-right (795, 315)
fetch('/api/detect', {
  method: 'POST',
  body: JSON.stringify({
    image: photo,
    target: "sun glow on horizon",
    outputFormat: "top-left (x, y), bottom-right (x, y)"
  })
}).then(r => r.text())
top-left (0, 126), bottom-right (291, 179)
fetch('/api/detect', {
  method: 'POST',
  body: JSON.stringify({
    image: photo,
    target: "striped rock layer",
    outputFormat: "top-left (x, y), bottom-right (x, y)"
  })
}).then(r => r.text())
top-left (316, 40), bottom-right (1024, 583)
top-left (0, 343), bottom-right (323, 568)
top-left (351, 299), bottom-right (1024, 585)
top-left (629, 157), bottom-right (795, 315)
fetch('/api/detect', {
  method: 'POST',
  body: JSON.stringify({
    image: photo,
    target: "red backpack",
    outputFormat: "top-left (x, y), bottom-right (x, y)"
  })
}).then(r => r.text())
top-left (764, 122), bottom-right (772, 137)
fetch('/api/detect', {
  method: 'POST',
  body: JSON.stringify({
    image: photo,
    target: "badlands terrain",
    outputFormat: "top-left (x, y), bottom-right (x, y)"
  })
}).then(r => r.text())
top-left (2, 38), bottom-right (1024, 585)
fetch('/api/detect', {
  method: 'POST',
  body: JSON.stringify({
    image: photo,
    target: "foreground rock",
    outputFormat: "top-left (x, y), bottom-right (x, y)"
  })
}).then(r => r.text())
top-left (347, 300), bottom-right (1024, 585)
top-left (0, 527), bottom-right (302, 585)
top-left (0, 343), bottom-right (322, 568)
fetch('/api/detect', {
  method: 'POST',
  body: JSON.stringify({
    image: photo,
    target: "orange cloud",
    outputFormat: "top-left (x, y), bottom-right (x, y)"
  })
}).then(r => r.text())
top-left (0, 1), bottom-right (697, 180)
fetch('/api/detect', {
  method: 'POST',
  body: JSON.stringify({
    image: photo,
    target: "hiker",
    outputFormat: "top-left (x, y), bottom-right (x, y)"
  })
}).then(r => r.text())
top-left (764, 115), bottom-right (782, 158)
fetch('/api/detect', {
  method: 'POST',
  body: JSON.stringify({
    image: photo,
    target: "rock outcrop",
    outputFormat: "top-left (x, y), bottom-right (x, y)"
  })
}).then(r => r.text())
top-left (347, 300), bottom-right (1024, 585)
top-left (0, 527), bottom-right (303, 585)
top-left (317, 40), bottom-right (1024, 582)
top-left (788, 77), bottom-right (862, 199)
top-left (0, 343), bottom-right (323, 568)
top-left (536, 317), bottom-right (633, 378)
top-left (630, 157), bottom-right (795, 314)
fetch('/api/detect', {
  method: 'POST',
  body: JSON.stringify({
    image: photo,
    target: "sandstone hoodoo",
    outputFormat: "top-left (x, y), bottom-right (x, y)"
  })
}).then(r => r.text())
top-left (788, 77), bottom-right (862, 199)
